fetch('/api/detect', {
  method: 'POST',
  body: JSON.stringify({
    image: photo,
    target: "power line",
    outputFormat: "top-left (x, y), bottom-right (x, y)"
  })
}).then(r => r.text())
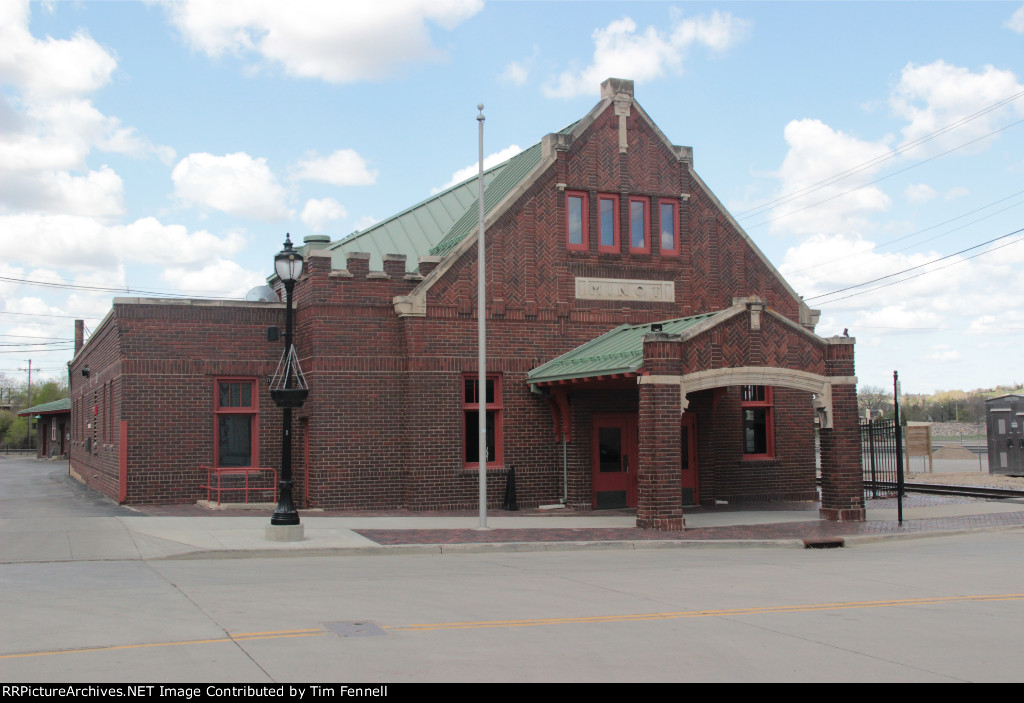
top-left (745, 117), bottom-right (1024, 230)
top-left (0, 274), bottom-right (240, 300)
top-left (735, 88), bottom-right (1024, 221)
top-left (809, 228), bottom-right (1024, 304)
top-left (784, 188), bottom-right (1024, 277)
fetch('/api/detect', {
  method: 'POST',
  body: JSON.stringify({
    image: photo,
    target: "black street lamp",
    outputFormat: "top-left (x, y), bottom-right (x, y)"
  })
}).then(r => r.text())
top-left (269, 234), bottom-right (309, 531)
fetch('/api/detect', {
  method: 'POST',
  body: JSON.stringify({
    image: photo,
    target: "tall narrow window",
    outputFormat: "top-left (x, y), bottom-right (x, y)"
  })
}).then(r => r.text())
top-left (659, 200), bottom-right (678, 255)
top-left (741, 385), bottom-right (774, 459)
top-left (463, 374), bottom-right (502, 467)
top-left (566, 191), bottom-right (588, 251)
top-left (597, 194), bottom-right (619, 252)
top-left (629, 196), bottom-right (650, 254)
top-left (214, 378), bottom-right (258, 467)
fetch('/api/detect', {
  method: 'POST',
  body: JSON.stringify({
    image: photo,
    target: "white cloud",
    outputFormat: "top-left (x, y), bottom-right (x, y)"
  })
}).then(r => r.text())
top-left (160, 259), bottom-right (267, 299)
top-left (891, 61), bottom-right (1024, 154)
top-left (432, 144), bottom-right (523, 194)
top-left (926, 345), bottom-right (961, 362)
top-left (0, 164), bottom-right (125, 218)
top-left (291, 149), bottom-right (377, 186)
top-left (0, 2), bottom-right (173, 217)
top-left (944, 186), bottom-right (970, 200)
top-left (353, 215), bottom-right (378, 231)
top-left (0, 0), bottom-right (117, 99)
top-left (0, 214), bottom-right (248, 270)
top-left (905, 183), bottom-right (937, 204)
top-left (543, 10), bottom-right (750, 99)
top-left (500, 60), bottom-right (529, 86)
top-left (1006, 5), bottom-right (1024, 33)
top-left (768, 119), bottom-right (892, 235)
top-left (172, 152), bottom-right (292, 221)
top-left (163, 0), bottom-right (483, 83)
top-left (300, 198), bottom-right (347, 233)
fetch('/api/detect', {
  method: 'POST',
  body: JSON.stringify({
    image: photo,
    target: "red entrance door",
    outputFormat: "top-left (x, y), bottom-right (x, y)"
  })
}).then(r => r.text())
top-left (681, 414), bottom-right (699, 505)
top-left (592, 415), bottom-right (638, 509)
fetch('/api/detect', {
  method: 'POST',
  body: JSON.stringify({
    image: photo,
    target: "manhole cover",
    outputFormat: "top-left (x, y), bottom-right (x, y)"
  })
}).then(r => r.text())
top-left (325, 621), bottom-right (386, 637)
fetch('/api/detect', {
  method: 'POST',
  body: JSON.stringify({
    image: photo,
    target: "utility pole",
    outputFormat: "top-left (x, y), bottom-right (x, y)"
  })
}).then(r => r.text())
top-left (18, 359), bottom-right (32, 448)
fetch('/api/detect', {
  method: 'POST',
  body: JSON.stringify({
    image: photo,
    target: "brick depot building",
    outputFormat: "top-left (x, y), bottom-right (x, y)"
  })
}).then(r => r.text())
top-left (69, 79), bottom-right (864, 528)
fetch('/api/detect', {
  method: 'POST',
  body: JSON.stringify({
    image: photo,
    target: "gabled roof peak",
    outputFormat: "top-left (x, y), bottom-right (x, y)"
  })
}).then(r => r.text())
top-left (600, 77), bottom-right (634, 100)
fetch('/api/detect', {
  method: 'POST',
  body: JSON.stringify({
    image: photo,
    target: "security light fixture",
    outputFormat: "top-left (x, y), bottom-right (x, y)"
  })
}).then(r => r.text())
top-left (274, 233), bottom-right (304, 284)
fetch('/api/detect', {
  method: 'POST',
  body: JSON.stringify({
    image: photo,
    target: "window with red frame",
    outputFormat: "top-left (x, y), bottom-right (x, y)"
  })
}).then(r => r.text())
top-left (659, 200), bottom-right (678, 255)
top-left (214, 378), bottom-right (258, 467)
top-left (463, 374), bottom-right (502, 467)
top-left (629, 196), bottom-right (650, 253)
top-left (566, 191), bottom-right (588, 251)
top-left (597, 194), bottom-right (619, 252)
top-left (741, 385), bottom-right (774, 458)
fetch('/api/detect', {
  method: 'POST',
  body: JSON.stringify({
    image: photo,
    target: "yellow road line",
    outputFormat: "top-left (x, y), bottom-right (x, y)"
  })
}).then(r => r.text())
top-left (4, 593), bottom-right (1021, 658)
top-left (389, 593), bottom-right (1024, 632)
top-left (0, 629), bottom-right (326, 660)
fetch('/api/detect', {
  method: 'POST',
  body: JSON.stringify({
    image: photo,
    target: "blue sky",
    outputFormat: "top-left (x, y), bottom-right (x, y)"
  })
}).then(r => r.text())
top-left (2, 0), bottom-right (1023, 396)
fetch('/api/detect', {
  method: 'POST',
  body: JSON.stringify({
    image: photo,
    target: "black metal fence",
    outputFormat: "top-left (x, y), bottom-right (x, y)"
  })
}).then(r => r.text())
top-left (861, 418), bottom-right (898, 498)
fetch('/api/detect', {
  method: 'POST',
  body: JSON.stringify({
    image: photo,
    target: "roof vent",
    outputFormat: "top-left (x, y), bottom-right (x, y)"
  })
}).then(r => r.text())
top-left (245, 285), bottom-right (280, 303)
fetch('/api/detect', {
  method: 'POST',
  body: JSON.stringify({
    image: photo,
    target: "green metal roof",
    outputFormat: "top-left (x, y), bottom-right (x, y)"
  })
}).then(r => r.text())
top-left (326, 121), bottom-right (578, 272)
top-left (527, 313), bottom-right (720, 385)
top-left (327, 163), bottom-right (507, 272)
top-left (429, 142), bottom-right (543, 257)
top-left (17, 398), bottom-right (71, 416)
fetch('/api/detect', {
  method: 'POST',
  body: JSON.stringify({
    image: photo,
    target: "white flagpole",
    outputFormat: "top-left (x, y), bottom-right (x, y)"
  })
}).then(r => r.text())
top-left (477, 104), bottom-right (488, 529)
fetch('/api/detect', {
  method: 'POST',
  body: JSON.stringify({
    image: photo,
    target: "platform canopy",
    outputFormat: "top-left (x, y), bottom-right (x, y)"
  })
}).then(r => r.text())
top-left (526, 312), bottom-right (719, 387)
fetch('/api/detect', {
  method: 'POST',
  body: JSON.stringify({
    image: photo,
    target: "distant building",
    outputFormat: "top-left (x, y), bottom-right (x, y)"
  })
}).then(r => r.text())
top-left (17, 398), bottom-right (71, 459)
top-left (68, 78), bottom-right (864, 527)
top-left (986, 394), bottom-right (1024, 475)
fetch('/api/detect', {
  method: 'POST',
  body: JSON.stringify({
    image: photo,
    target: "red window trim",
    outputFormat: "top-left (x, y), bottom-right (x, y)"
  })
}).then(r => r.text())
top-left (566, 190), bottom-right (589, 252)
top-left (628, 196), bottom-right (650, 254)
top-left (462, 373), bottom-right (503, 469)
top-left (741, 385), bottom-right (774, 460)
top-left (597, 193), bottom-right (620, 253)
top-left (213, 377), bottom-right (259, 468)
top-left (658, 199), bottom-right (678, 256)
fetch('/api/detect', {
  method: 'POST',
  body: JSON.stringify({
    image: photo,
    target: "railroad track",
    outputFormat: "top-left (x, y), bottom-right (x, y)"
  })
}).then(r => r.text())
top-left (863, 481), bottom-right (1024, 500)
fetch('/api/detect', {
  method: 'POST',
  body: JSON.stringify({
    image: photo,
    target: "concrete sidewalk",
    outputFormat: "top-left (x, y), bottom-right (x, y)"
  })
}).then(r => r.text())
top-left (2, 495), bottom-right (1023, 563)
top-left (2, 457), bottom-right (1023, 563)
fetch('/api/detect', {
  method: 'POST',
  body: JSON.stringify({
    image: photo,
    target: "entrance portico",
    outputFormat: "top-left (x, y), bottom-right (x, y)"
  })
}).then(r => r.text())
top-left (529, 298), bottom-right (864, 530)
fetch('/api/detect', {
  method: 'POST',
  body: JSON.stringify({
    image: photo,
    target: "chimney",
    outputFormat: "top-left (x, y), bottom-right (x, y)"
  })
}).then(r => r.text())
top-left (74, 320), bottom-right (84, 354)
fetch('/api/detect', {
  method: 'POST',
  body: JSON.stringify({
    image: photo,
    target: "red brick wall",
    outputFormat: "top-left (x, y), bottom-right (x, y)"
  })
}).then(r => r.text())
top-left (72, 301), bottom-right (286, 504)
top-left (69, 314), bottom-right (123, 500)
top-left (695, 386), bottom-right (818, 504)
top-left (820, 341), bottom-right (864, 520)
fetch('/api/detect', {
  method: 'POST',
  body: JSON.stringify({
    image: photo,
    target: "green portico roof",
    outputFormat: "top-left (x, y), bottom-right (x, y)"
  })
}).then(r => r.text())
top-left (527, 313), bottom-right (720, 385)
top-left (17, 398), bottom-right (71, 416)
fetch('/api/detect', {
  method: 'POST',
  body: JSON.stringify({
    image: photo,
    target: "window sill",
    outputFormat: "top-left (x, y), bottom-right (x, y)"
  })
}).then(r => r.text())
top-left (461, 464), bottom-right (507, 473)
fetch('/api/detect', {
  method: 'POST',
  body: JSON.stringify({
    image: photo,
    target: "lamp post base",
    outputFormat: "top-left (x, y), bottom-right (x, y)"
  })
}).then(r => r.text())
top-left (265, 523), bottom-right (305, 542)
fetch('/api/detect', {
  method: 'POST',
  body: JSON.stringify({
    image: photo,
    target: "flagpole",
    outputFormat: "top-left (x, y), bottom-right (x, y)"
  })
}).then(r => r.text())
top-left (477, 104), bottom-right (488, 529)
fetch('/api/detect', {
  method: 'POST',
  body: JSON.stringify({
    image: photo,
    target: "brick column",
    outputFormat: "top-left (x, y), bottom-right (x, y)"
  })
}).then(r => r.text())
top-left (820, 338), bottom-right (865, 521)
top-left (637, 333), bottom-right (684, 530)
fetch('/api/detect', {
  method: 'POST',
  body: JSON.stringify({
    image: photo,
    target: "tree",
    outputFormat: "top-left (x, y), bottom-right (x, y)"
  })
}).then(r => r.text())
top-left (858, 385), bottom-right (892, 419)
top-left (0, 377), bottom-right (68, 448)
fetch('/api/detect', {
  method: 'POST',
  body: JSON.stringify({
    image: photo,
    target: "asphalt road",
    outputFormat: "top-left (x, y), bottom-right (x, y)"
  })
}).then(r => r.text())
top-left (2, 457), bottom-right (1024, 682)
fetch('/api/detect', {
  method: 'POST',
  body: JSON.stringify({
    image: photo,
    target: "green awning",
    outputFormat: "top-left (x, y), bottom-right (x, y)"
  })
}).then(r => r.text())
top-left (17, 398), bottom-right (71, 416)
top-left (527, 312), bottom-right (719, 385)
